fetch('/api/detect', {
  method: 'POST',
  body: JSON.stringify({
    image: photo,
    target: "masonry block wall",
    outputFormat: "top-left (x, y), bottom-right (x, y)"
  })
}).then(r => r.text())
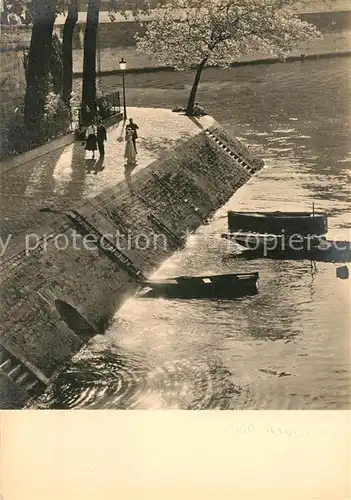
top-left (65, 11), bottom-right (350, 50)
top-left (0, 124), bottom-right (263, 408)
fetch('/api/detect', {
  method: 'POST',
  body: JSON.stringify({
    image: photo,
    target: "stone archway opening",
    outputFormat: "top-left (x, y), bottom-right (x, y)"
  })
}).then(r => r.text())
top-left (55, 300), bottom-right (97, 340)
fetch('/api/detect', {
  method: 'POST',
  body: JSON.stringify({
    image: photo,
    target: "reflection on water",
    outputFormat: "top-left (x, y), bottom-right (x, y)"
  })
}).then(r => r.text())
top-left (36, 57), bottom-right (351, 410)
top-left (38, 344), bottom-right (241, 410)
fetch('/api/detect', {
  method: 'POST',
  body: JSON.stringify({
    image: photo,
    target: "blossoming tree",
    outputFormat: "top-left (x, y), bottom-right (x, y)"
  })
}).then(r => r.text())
top-left (136, 0), bottom-right (321, 115)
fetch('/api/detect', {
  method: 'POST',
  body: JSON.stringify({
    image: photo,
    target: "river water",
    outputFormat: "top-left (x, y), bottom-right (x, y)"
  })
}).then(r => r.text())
top-left (37, 57), bottom-right (351, 410)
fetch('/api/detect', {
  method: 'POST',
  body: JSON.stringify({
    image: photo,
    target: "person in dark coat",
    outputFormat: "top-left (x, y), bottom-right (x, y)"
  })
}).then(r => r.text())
top-left (85, 121), bottom-right (97, 159)
top-left (126, 118), bottom-right (139, 153)
top-left (97, 119), bottom-right (107, 158)
top-left (193, 102), bottom-right (206, 117)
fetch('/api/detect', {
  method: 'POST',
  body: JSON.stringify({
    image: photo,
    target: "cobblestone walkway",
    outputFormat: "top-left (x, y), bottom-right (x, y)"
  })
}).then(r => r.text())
top-left (0, 108), bottom-right (213, 241)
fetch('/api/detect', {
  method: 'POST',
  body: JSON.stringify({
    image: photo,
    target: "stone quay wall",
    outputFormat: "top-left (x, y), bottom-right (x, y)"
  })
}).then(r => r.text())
top-left (0, 122), bottom-right (263, 408)
top-left (70, 10), bottom-right (351, 73)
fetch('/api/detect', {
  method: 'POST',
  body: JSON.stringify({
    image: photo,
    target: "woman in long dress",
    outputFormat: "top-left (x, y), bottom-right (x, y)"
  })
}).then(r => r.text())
top-left (85, 121), bottom-right (97, 159)
top-left (124, 128), bottom-right (137, 165)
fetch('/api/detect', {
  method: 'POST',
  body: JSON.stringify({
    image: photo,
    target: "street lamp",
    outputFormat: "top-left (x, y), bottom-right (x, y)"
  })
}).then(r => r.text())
top-left (119, 57), bottom-right (127, 120)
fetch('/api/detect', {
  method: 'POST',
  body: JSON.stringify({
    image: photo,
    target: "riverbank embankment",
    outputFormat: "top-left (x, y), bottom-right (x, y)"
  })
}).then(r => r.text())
top-left (72, 31), bottom-right (351, 76)
top-left (70, 9), bottom-right (351, 75)
top-left (27, 55), bottom-right (351, 412)
top-left (0, 108), bottom-right (264, 408)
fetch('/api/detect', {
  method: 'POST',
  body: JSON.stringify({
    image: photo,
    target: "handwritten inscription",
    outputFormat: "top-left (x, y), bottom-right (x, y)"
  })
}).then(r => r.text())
top-left (231, 424), bottom-right (310, 437)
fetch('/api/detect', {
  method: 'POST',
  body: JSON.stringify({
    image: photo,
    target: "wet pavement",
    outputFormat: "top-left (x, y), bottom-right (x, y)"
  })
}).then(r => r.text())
top-left (0, 108), bottom-right (212, 241)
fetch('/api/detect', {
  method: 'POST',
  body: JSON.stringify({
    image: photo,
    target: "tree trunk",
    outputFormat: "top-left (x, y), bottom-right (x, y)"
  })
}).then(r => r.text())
top-left (62, 0), bottom-right (78, 106)
top-left (82, 0), bottom-right (101, 123)
top-left (24, 0), bottom-right (57, 135)
top-left (186, 58), bottom-right (208, 116)
top-left (51, 33), bottom-right (63, 95)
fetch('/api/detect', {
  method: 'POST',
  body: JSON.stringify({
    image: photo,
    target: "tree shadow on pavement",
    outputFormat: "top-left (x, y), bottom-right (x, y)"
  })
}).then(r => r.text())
top-left (0, 146), bottom-right (67, 240)
top-left (64, 141), bottom-right (89, 203)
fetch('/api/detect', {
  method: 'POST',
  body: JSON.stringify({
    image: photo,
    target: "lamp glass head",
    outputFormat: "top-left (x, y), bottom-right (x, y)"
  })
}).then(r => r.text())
top-left (119, 58), bottom-right (127, 70)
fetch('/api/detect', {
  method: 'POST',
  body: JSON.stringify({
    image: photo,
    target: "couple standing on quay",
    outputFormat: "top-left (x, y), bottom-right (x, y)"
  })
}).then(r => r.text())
top-left (85, 119), bottom-right (107, 160)
top-left (85, 118), bottom-right (139, 165)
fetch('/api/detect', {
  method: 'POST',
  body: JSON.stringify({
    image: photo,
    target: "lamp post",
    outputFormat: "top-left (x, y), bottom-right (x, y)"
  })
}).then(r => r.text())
top-left (119, 57), bottom-right (127, 120)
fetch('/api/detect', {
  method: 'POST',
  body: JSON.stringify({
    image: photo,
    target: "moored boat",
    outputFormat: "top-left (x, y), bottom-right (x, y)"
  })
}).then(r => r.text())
top-left (223, 235), bottom-right (351, 262)
top-left (222, 232), bottom-right (330, 252)
top-left (139, 272), bottom-right (259, 299)
top-left (227, 210), bottom-right (328, 236)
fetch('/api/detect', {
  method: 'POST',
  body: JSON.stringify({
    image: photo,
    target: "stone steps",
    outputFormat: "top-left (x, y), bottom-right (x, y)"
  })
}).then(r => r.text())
top-left (0, 345), bottom-right (46, 396)
top-left (204, 130), bottom-right (255, 178)
top-left (67, 209), bottom-right (146, 281)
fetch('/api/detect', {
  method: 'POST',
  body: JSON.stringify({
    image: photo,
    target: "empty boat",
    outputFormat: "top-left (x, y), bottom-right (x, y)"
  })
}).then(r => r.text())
top-left (222, 232), bottom-right (329, 252)
top-left (227, 210), bottom-right (328, 236)
top-left (139, 272), bottom-right (259, 299)
top-left (223, 234), bottom-right (351, 262)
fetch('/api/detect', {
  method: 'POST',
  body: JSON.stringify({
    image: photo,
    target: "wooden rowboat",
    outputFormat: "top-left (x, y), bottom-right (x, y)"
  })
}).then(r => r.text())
top-left (223, 234), bottom-right (351, 262)
top-left (227, 210), bottom-right (328, 236)
top-left (222, 232), bottom-right (329, 251)
top-left (139, 272), bottom-right (259, 299)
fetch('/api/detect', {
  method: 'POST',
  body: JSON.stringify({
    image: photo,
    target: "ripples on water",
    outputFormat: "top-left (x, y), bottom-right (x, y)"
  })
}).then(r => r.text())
top-left (37, 344), bottom-right (241, 410)
top-left (36, 58), bottom-right (351, 410)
